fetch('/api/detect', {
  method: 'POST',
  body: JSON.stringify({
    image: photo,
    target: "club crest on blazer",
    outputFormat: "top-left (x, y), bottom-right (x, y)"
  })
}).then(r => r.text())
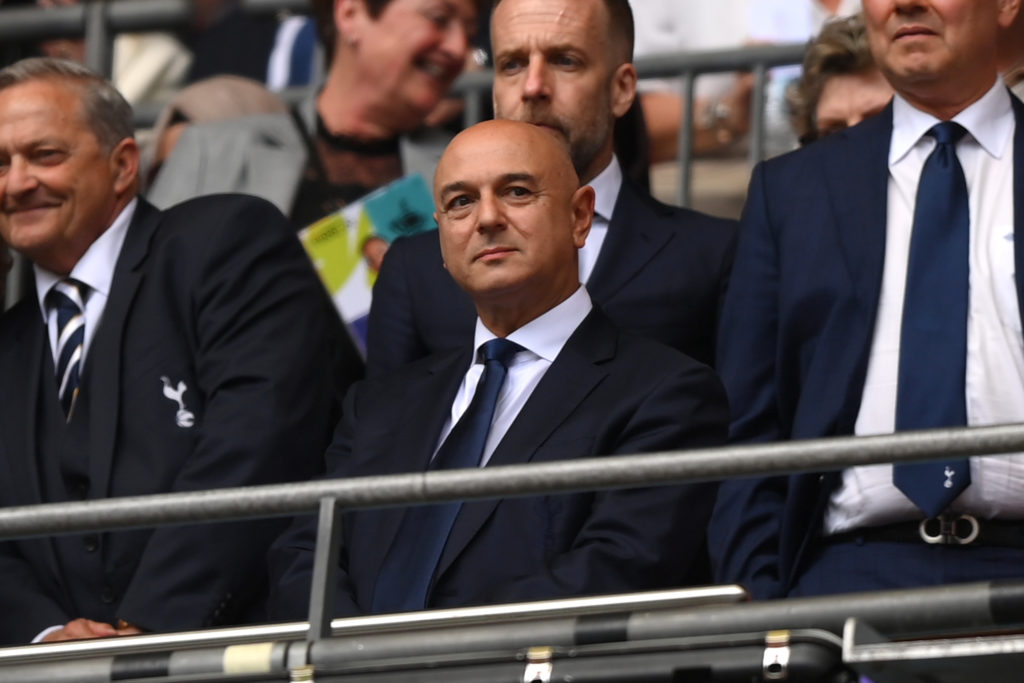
top-left (160, 376), bottom-right (195, 428)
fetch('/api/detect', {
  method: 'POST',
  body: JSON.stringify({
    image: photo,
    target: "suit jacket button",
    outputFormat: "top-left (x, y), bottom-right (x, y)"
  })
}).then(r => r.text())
top-left (83, 535), bottom-right (99, 553)
top-left (70, 481), bottom-right (88, 500)
top-left (100, 586), bottom-right (116, 604)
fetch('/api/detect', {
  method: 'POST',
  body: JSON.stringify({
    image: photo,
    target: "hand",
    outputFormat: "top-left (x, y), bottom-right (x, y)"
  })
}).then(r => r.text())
top-left (115, 619), bottom-right (144, 636)
top-left (41, 618), bottom-right (119, 642)
top-left (361, 237), bottom-right (390, 274)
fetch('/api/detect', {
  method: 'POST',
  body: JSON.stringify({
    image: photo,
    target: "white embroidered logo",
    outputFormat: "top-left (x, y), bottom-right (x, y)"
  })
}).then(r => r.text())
top-left (160, 376), bottom-right (195, 428)
top-left (944, 466), bottom-right (956, 489)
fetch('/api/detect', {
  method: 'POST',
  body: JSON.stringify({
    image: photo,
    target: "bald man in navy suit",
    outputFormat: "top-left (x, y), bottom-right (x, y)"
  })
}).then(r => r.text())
top-left (268, 120), bottom-right (728, 619)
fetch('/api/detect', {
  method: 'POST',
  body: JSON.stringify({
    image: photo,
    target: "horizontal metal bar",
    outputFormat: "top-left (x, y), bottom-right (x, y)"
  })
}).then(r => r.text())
top-left (0, 0), bottom-right (310, 43)
top-left (306, 581), bottom-right (1024, 672)
top-left (0, 587), bottom-right (745, 665)
top-left (1, 423), bottom-right (1023, 541)
top-left (632, 43), bottom-right (807, 79)
top-left (1, 581), bottom-right (1018, 676)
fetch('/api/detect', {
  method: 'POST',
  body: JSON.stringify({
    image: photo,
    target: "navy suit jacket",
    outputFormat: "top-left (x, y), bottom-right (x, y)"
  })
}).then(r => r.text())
top-left (365, 178), bottom-right (737, 375)
top-left (710, 95), bottom-right (1024, 599)
top-left (268, 307), bottom-right (729, 619)
top-left (0, 195), bottom-right (358, 644)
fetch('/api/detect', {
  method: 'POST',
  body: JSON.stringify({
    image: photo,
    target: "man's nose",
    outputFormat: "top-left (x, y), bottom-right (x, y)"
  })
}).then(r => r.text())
top-left (522, 59), bottom-right (551, 101)
top-left (4, 157), bottom-right (39, 198)
top-left (476, 192), bottom-right (505, 233)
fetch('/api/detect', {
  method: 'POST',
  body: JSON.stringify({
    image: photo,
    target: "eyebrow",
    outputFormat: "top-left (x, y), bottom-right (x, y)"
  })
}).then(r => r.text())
top-left (439, 172), bottom-right (537, 198)
top-left (495, 43), bottom-right (579, 59)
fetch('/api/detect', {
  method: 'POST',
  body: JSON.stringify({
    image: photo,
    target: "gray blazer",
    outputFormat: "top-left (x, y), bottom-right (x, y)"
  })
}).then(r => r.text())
top-left (146, 92), bottom-right (452, 214)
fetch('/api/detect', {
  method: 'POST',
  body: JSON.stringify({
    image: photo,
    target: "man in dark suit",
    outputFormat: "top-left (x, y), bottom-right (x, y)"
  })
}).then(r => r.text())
top-left (365, 0), bottom-right (737, 376)
top-left (268, 120), bottom-right (728, 619)
top-left (0, 58), bottom-right (355, 644)
top-left (711, 0), bottom-right (1024, 600)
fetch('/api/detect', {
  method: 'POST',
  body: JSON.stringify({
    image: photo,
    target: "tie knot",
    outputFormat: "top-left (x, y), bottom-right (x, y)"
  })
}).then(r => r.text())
top-left (928, 121), bottom-right (967, 146)
top-left (48, 279), bottom-right (86, 313)
top-left (480, 338), bottom-right (524, 368)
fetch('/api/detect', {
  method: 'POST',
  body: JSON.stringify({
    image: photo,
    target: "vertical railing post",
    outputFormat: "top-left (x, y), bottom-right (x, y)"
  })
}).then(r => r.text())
top-left (676, 71), bottom-right (696, 208)
top-left (83, 0), bottom-right (113, 78)
top-left (306, 497), bottom-right (343, 643)
top-left (748, 62), bottom-right (769, 167)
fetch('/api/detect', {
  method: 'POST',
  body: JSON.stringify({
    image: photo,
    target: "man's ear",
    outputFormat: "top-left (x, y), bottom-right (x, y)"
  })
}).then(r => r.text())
top-left (609, 63), bottom-right (638, 119)
top-left (335, 0), bottom-right (371, 48)
top-left (110, 138), bottom-right (140, 197)
top-left (999, 0), bottom-right (1022, 28)
top-left (570, 185), bottom-right (595, 248)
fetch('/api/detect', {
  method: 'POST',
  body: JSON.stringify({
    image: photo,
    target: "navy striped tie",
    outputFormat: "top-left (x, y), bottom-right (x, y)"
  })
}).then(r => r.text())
top-left (50, 280), bottom-right (86, 421)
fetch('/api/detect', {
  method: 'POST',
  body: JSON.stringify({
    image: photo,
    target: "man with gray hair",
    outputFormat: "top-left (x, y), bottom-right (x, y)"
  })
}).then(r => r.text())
top-left (713, 0), bottom-right (1024, 599)
top-left (0, 58), bottom-right (353, 643)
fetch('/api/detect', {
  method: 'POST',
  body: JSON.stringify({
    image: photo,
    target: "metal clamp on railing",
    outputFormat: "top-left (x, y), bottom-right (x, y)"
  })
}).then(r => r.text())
top-left (763, 630), bottom-right (792, 680)
top-left (289, 664), bottom-right (316, 682)
top-left (522, 646), bottom-right (554, 683)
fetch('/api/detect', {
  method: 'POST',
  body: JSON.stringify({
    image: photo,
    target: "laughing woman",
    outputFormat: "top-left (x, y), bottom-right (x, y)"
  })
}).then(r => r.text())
top-left (147, 0), bottom-right (484, 230)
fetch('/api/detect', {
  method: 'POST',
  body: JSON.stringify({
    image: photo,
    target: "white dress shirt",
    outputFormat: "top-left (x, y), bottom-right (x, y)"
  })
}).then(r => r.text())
top-left (579, 156), bottom-right (620, 285)
top-left (34, 198), bottom-right (137, 369)
top-left (826, 81), bottom-right (1024, 533)
top-left (434, 286), bottom-right (593, 467)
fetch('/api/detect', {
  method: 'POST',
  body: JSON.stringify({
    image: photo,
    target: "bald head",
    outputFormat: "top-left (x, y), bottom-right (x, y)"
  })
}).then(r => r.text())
top-left (433, 120), bottom-right (595, 336)
top-left (435, 120), bottom-right (579, 200)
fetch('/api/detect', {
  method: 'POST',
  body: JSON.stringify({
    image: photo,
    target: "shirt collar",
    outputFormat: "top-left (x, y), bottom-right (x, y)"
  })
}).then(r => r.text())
top-left (472, 286), bottom-right (594, 364)
top-left (35, 198), bottom-right (138, 320)
top-left (890, 78), bottom-right (1013, 165)
top-left (586, 155), bottom-right (623, 223)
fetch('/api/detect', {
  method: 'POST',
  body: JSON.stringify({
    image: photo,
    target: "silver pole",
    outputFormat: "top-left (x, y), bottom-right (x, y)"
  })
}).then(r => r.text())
top-left (0, 587), bottom-right (744, 664)
top-left (2, 582), bottom-right (1019, 678)
top-left (748, 62), bottom-right (769, 165)
top-left (677, 71), bottom-right (696, 208)
top-left (2, 423), bottom-right (1024, 540)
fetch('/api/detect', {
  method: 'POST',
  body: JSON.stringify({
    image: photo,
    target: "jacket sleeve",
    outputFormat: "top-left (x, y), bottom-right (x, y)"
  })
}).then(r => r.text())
top-left (0, 543), bottom-right (71, 643)
top-left (116, 196), bottom-right (349, 630)
top-left (365, 236), bottom-right (427, 379)
top-left (707, 162), bottom-right (789, 600)
top-left (266, 382), bottom-right (366, 621)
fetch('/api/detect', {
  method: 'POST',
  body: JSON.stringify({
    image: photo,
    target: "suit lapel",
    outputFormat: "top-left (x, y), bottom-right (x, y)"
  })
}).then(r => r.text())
top-left (363, 349), bottom-right (471, 582)
top-left (432, 311), bottom-right (616, 583)
top-left (86, 199), bottom-right (161, 499)
top-left (827, 103), bottom-right (893, 317)
top-left (586, 180), bottom-right (673, 304)
top-left (0, 301), bottom-right (46, 507)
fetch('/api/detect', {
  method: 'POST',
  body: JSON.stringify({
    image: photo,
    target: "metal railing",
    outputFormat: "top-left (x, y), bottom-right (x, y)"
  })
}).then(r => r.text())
top-left (4, 581), bottom-right (1023, 681)
top-left (2, 425), bottom-right (1024, 679)
top-left (4, 423), bottom-right (1024, 540)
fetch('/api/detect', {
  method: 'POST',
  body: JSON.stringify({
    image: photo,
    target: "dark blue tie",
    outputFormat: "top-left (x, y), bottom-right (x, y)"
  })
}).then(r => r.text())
top-left (49, 279), bottom-right (86, 421)
top-left (371, 338), bottom-right (523, 613)
top-left (893, 122), bottom-right (971, 518)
